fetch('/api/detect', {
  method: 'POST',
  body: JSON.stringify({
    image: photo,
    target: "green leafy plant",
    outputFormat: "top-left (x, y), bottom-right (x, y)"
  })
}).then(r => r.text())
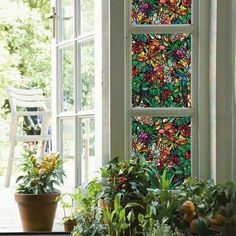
top-left (101, 193), bottom-right (139, 236)
top-left (71, 214), bottom-right (106, 236)
top-left (138, 216), bottom-right (179, 236)
top-left (98, 157), bottom-right (158, 202)
top-left (60, 192), bottom-right (77, 223)
top-left (143, 190), bottom-right (184, 232)
top-left (70, 179), bottom-right (101, 215)
top-left (178, 177), bottom-right (236, 234)
top-left (211, 181), bottom-right (236, 218)
top-left (157, 168), bottom-right (174, 191)
top-left (69, 179), bottom-right (103, 235)
top-left (16, 149), bottom-right (65, 194)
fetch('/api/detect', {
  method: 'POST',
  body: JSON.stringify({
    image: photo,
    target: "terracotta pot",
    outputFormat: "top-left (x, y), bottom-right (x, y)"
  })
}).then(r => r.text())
top-left (63, 219), bottom-right (77, 232)
top-left (15, 192), bottom-right (60, 232)
top-left (98, 199), bottom-right (113, 208)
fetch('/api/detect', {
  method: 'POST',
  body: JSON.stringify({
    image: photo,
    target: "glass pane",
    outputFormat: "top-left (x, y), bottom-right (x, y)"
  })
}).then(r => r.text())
top-left (61, 0), bottom-right (74, 41)
top-left (131, 0), bottom-right (192, 25)
top-left (79, 40), bottom-right (95, 110)
top-left (80, 118), bottom-right (95, 184)
top-left (80, 0), bottom-right (94, 34)
top-left (61, 46), bottom-right (74, 112)
top-left (132, 33), bottom-right (191, 108)
top-left (61, 119), bottom-right (75, 188)
top-left (132, 116), bottom-right (191, 187)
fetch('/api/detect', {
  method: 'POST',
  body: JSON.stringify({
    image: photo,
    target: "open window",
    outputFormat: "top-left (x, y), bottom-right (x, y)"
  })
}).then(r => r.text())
top-left (52, 0), bottom-right (104, 187)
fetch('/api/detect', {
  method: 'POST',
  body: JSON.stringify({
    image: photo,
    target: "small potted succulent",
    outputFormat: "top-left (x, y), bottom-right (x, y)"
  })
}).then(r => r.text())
top-left (15, 148), bottom-right (65, 232)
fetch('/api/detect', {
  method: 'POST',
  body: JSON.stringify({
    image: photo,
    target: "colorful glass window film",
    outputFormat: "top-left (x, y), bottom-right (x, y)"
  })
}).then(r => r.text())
top-left (131, 0), bottom-right (192, 25)
top-left (132, 33), bottom-right (191, 108)
top-left (132, 116), bottom-right (191, 187)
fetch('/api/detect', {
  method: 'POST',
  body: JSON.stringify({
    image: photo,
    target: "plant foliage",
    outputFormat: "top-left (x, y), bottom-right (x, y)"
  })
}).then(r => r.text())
top-left (16, 149), bottom-right (65, 194)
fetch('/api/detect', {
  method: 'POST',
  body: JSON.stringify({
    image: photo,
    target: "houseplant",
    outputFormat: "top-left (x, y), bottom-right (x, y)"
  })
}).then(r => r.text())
top-left (98, 157), bottom-right (158, 203)
top-left (178, 177), bottom-right (225, 235)
top-left (71, 180), bottom-right (106, 236)
top-left (60, 192), bottom-right (78, 232)
top-left (61, 180), bottom-right (101, 232)
top-left (15, 148), bottom-right (65, 232)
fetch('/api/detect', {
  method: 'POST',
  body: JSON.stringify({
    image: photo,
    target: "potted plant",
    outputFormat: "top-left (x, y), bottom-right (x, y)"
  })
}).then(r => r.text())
top-left (178, 177), bottom-right (224, 235)
top-left (138, 169), bottom-right (186, 235)
top-left (102, 193), bottom-right (135, 236)
top-left (60, 192), bottom-right (78, 232)
top-left (71, 213), bottom-right (106, 236)
top-left (209, 181), bottom-right (236, 235)
top-left (96, 157), bottom-right (159, 235)
top-left (61, 180), bottom-right (101, 232)
top-left (71, 180), bottom-right (106, 236)
top-left (138, 215), bottom-right (179, 236)
top-left (15, 149), bottom-right (65, 232)
top-left (98, 157), bottom-right (158, 204)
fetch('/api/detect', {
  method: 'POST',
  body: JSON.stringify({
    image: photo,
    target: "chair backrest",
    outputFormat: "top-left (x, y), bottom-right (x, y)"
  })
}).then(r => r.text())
top-left (7, 87), bottom-right (48, 113)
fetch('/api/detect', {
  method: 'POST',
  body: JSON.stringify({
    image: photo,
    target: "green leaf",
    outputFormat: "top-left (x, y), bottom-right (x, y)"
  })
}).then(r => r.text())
top-left (119, 208), bottom-right (126, 222)
top-left (127, 210), bottom-right (135, 223)
top-left (114, 193), bottom-right (121, 211)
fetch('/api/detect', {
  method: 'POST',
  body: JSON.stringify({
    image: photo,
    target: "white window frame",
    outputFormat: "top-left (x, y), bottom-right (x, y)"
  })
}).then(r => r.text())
top-left (52, 0), bottom-right (106, 187)
top-left (109, 0), bottom-right (210, 180)
top-left (126, 1), bottom-right (199, 177)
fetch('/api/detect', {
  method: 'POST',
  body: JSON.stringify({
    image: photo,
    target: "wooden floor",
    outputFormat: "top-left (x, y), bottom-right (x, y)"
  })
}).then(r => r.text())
top-left (0, 176), bottom-right (64, 233)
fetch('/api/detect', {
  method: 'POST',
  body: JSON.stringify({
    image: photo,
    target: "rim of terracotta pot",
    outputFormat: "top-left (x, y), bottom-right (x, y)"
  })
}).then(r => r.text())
top-left (15, 192), bottom-right (61, 203)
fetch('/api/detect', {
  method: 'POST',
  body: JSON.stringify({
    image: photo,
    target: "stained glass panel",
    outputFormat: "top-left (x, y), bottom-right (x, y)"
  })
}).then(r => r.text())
top-left (132, 33), bottom-right (191, 107)
top-left (132, 116), bottom-right (191, 187)
top-left (131, 0), bottom-right (192, 25)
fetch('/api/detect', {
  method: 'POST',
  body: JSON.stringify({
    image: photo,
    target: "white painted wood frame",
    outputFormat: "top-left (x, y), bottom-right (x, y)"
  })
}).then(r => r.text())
top-left (52, 0), bottom-right (105, 187)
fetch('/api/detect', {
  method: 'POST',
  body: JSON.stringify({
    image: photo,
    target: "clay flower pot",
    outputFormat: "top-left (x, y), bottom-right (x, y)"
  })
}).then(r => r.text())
top-left (63, 218), bottom-right (77, 232)
top-left (15, 192), bottom-right (60, 232)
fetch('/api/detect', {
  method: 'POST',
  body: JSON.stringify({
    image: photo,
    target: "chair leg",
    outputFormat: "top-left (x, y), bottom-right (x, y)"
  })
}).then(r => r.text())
top-left (5, 140), bottom-right (16, 187)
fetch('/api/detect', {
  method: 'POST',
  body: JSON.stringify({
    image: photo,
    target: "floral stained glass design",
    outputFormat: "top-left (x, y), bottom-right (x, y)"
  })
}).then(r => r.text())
top-left (132, 33), bottom-right (191, 107)
top-left (132, 116), bottom-right (191, 187)
top-left (132, 0), bottom-right (192, 25)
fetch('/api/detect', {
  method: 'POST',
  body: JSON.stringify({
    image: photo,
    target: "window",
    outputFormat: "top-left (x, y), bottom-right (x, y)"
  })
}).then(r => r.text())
top-left (124, 0), bottom-right (203, 186)
top-left (53, 0), bottom-right (213, 187)
top-left (53, 0), bottom-right (100, 187)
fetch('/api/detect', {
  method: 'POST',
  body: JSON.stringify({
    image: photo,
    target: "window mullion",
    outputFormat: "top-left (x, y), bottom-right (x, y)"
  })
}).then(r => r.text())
top-left (124, 0), bottom-right (131, 160)
top-left (130, 24), bottom-right (194, 34)
top-left (191, 0), bottom-right (199, 178)
top-left (130, 108), bottom-right (194, 117)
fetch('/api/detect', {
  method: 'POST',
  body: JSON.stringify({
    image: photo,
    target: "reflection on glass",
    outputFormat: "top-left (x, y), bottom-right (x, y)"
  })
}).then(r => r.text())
top-left (79, 40), bottom-right (95, 110)
top-left (80, 118), bottom-right (95, 184)
top-left (61, 119), bottom-right (75, 188)
top-left (80, 0), bottom-right (94, 34)
top-left (61, 46), bottom-right (74, 112)
top-left (61, 0), bottom-right (74, 41)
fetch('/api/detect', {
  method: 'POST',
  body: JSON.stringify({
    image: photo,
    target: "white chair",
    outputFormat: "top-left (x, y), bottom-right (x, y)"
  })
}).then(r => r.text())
top-left (5, 87), bottom-right (52, 187)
